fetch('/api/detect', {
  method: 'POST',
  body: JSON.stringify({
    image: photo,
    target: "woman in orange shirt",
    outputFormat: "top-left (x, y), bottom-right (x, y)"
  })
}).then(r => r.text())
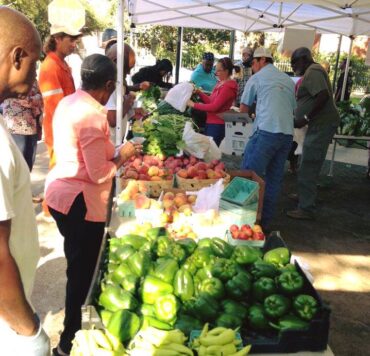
top-left (45, 54), bottom-right (141, 356)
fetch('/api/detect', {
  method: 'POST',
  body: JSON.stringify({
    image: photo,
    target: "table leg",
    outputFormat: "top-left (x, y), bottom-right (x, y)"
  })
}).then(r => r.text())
top-left (328, 139), bottom-right (337, 177)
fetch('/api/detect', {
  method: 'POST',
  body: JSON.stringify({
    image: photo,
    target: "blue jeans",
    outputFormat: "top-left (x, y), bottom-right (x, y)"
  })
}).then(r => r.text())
top-left (242, 129), bottom-right (293, 227)
top-left (205, 124), bottom-right (225, 146)
top-left (11, 134), bottom-right (38, 171)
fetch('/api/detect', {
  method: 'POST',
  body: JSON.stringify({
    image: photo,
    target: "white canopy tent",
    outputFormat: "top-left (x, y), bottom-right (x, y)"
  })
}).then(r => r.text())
top-left (115, 0), bottom-right (370, 190)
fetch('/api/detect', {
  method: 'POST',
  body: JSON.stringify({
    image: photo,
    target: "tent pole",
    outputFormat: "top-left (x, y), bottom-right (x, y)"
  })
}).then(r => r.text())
top-left (340, 36), bottom-right (353, 101)
top-left (175, 27), bottom-right (183, 84)
top-left (115, 0), bottom-right (125, 195)
top-left (229, 30), bottom-right (235, 61)
top-left (332, 34), bottom-right (342, 93)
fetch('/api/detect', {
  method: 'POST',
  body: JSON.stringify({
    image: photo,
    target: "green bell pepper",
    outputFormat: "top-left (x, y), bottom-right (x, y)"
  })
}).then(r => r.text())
top-left (199, 277), bottom-right (225, 300)
top-left (194, 265), bottom-right (213, 282)
top-left (174, 314), bottom-right (202, 336)
top-left (176, 238), bottom-right (197, 255)
top-left (118, 234), bottom-right (148, 250)
top-left (197, 238), bottom-right (212, 248)
top-left (250, 261), bottom-right (280, 279)
top-left (210, 237), bottom-right (234, 258)
top-left (216, 313), bottom-right (243, 329)
top-left (263, 247), bottom-right (290, 267)
top-left (173, 268), bottom-right (195, 302)
top-left (100, 310), bottom-right (112, 327)
top-left (232, 245), bottom-right (263, 265)
top-left (154, 294), bottom-right (178, 323)
top-left (248, 304), bottom-right (270, 330)
top-left (142, 316), bottom-right (172, 330)
top-left (264, 294), bottom-right (291, 319)
top-left (127, 250), bottom-right (152, 277)
top-left (277, 271), bottom-right (304, 295)
top-left (166, 242), bottom-right (187, 264)
top-left (155, 236), bottom-right (171, 257)
top-left (270, 314), bottom-right (309, 331)
top-left (141, 275), bottom-right (174, 304)
top-left (222, 299), bottom-right (248, 320)
top-left (146, 227), bottom-right (169, 241)
top-left (187, 295), bottom-right (219, 321)
top-left (293, 294), bottom-right (318, 321)
top-left (153, 258), bottom-right (179, 283)
top-left (211, 258), bottom-right (237, 281)
top-left (252, 277), bottom-right (277, 302)
top-left (111, 262), bottom-right (133, 284)
top-left (280, 263), bottom-right (297, 273)
top-left (193, 248), bottom-right (215, 269)
top-left (99, 285), bottom-right (138, 312)
top-left (225, 271), bottom-right (252, 300)
top-left (182, 255), bottom-right (198, 275)
top-left (107, 310), bottom-right (140, 343)
top-left (139, 303), bottom-right (156, 317)
top-left (121, 274), bottom-right (139, 295)
top-left (110, 244), bottom-right (136, 263)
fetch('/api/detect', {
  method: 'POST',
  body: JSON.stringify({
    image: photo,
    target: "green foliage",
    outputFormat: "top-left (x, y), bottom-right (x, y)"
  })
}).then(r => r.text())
top-left (136, 25), bottom-right (230, 68)
top-left (0, 0), bottom-right (106, 41)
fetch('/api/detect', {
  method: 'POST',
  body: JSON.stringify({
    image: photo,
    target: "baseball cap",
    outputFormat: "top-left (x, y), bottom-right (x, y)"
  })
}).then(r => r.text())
top-left (253, 47), bottom-right (273, 59)
top-left (50, 25), bottom-right (82, 37)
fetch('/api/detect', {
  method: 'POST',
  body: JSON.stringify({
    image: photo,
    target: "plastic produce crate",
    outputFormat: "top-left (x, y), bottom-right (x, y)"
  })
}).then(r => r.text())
top-left (219, 200), bottom-right (258, 227)
top-left (226, 229), bottom-right (265, 247)
top-left (221, 177), bottom-right (259, 206)
top-left (221, 111), bottom-right (253, 156)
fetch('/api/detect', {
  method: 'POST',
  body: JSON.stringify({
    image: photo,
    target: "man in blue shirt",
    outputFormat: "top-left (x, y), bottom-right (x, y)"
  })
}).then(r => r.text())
top-left (190, 52), bottom-right (218, 93)
top-left (240, 47), bottom-right (296, 229)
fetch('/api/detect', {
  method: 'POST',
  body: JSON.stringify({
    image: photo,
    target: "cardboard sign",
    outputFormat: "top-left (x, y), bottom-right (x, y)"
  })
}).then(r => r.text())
top-left (278, 28), bottom-right (316, 57)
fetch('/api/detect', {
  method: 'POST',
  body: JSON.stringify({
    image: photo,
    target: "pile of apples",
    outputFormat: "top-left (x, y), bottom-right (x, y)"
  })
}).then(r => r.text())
top-left (160, 191), bottom-right (197, 224)
top-left (229, 224), bottom-right (265, 241)
top-left (121, 154), bottom-right (227, 182)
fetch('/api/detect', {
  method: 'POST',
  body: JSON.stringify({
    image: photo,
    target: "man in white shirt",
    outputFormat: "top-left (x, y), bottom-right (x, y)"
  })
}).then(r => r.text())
top-left (0, 7), bottom-right (49, 355)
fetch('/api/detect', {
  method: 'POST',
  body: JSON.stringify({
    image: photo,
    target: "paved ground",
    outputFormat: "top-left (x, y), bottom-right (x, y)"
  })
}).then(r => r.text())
top-left (30, 140), bottom-right (370, 355)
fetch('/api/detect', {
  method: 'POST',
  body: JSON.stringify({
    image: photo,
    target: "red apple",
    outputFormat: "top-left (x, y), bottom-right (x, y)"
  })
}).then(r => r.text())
top-left (241, 224), bottom-right (253, 237)
top-left (230, 224), bottom-right (239, 233)
top-left (253, 231), bottom-right (265, 241)
top-left (238, 231), bottom-right (248, 240)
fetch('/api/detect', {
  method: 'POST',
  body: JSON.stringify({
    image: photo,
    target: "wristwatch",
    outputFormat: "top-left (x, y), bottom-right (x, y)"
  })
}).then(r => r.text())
top-left (303, 114), bottom-right (310, 122)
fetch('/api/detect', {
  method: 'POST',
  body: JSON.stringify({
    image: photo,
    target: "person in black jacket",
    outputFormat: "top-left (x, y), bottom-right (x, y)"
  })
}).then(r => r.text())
top-left (132, 59), bottom-right (173, 89)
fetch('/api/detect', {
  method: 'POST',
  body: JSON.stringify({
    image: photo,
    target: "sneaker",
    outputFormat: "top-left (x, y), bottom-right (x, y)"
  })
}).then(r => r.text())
top-left (32, 195), bottom-right (43, 204)
top-left (286, 209), bottom-right (315, 220)
top-left (52, 346), bottom-right (69, 356)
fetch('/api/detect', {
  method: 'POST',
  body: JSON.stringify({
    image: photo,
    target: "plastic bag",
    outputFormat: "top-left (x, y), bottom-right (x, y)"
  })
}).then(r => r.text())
top-left (193, 179), bottom-right (224, 213)
top-left (164, 82), bottom-right (194, 112)
top-left (203, 137), bottom-right (222, 162)
top-left (182, 121), bottom-right (210, 159)
top-left (293, 127), bottom-right (307, 155)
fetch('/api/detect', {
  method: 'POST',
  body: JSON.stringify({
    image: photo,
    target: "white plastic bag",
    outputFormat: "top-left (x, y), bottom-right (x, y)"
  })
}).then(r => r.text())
top-left (293, 127), bottom-right (307, 155)
top-left (164, 82), bottom-right (194, 112)
top-left (203, 137), bottom-right (222, 162)
top-left (182, 121), bottom-right (210, 159)
top-left (193, 179), bottom-right (224, 213)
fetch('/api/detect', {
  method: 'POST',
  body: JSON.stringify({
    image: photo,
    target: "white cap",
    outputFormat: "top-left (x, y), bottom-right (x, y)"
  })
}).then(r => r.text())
top-left (253, 47), bottom-right (273, 59)
top-left (50, 25), bottom-right (82, 37)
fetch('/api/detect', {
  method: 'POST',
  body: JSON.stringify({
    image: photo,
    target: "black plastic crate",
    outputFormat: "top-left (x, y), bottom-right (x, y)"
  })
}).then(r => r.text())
top-left (244, 233), bottom-right (331, 353)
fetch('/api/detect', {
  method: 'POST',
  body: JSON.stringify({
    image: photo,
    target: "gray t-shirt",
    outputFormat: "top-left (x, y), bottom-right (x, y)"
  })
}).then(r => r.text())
top-left (296, 63), bottom-right (340, 126)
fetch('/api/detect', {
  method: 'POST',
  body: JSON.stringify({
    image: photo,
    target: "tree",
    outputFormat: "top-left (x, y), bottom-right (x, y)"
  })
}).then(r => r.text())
top-left (135, 25), bottom-right (231, 68)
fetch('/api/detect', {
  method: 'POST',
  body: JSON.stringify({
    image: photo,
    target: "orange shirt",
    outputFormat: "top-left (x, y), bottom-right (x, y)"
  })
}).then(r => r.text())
top-left (45, 89), bottom-right (116, 222)
top-left (39, 52), bottom-right (75, 157)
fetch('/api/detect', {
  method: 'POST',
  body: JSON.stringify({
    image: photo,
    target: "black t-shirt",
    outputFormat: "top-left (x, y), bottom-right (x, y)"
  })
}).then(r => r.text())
top-left (132, 66), bottom-right (172, 89)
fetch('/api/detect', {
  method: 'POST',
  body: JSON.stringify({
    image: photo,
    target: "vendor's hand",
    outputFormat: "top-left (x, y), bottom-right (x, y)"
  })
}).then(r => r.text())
top-left (119, 141), bottom-right (142, 161)
top-left (187, 99), bottom-right (195, 108)
top-left (140, 81), bottom-right (151, 91)
top-left (133, 107), bottom-right (145, 120)
top-left (294, 117), bottom-right (308, 129)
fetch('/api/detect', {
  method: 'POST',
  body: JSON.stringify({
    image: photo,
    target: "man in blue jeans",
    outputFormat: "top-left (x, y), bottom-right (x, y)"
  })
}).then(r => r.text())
top-left (240, 47), bottom-right (296, 229)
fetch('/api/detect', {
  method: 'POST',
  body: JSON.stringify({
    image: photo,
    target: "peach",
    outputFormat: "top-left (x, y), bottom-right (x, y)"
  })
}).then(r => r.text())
top-left (163, 191), bottom-right (175, 200)
top-left (196, 170), bottom-right (207, 179)
top-left (195, 162), bottom-right (208, 171)
top-left (174, 195), bottom-right (187, 208)
top-left (139, 165), bottom-right (149, 174)
top-left (177, 169), bottom-right (188, 178)
top-left (134, 194), bottom-right (151, 209)
top-left (148, 166), bottom-right (160, 176)
top-left (125, 170), bottom-right (139, 180)
top-left (163, 199), bottom-right (175, 209)
top-left (150, 176), bottom-right (162, 181)
top-left (187, 166), bottom-right (198, 179)
top-left (187, 195), bottom-right (197, 204)
top-left (206, 169), bottom-right (216, 179)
